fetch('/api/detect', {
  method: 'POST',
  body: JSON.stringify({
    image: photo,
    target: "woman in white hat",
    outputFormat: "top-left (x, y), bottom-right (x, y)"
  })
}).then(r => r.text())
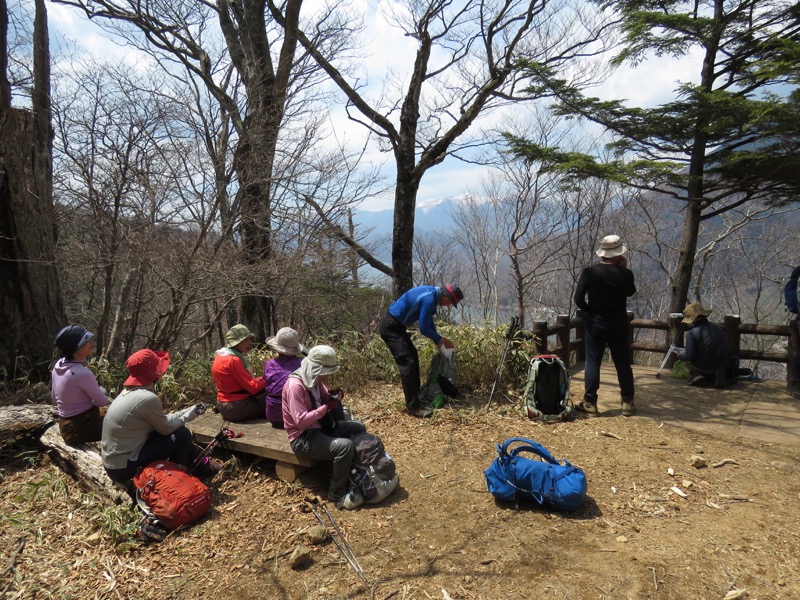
top-left (282, 345), bottom-right (366, 505)
top-left (262, 327), bottom-right (307, 428)
top-left (573, 235), bottom-right (637, 417)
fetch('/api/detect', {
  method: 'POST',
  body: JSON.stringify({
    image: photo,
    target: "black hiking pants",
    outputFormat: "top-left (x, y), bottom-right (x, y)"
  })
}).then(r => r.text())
top-left (583, 313), bottom-right (635, 404)
top-left (379, 312), bottom-right (420, 407)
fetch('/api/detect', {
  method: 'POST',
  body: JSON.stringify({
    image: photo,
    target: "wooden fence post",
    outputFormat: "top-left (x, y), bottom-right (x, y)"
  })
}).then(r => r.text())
top-left (627, 311), bottom-right (634, 362)
top-left (532, 321), bottom-right (548, 355)
top-left (575, 310), bottom-right (585, 363)
top-left (724, 315), bottom-right (742, 360)
top-left (788, 317), bottom-right (800, 398)
top-left (556, 314), bottom-right (571, 367)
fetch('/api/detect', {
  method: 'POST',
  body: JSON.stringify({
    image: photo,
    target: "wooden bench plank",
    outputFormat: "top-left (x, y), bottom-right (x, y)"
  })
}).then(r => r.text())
top-left (187, 413), bottom-right (315, 470)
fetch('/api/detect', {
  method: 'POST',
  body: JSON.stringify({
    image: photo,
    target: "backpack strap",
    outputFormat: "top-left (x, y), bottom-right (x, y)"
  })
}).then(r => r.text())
top-left (498, 437), bottom-right (557, 463)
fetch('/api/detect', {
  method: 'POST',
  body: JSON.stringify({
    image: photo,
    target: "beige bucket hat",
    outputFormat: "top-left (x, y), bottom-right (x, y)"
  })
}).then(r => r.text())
top-left (596, 234), bottom-right (627, 258)
top-left (682, 302), bottom-right (713, 325)
top-left (266, 327), bottom-right (307, 356)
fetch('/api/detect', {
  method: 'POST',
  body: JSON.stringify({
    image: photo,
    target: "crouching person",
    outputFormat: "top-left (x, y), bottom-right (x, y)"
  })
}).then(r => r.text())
top-left (101, 349), bottom-right (215, 484)
top-left (282, 345), bottom-right (366, 505)
top-left (674, 303), bottom-right (736, 388)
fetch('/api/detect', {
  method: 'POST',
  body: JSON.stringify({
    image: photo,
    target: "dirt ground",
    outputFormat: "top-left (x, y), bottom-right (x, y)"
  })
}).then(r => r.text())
top-left (2, 381), bottom-right (800, 600)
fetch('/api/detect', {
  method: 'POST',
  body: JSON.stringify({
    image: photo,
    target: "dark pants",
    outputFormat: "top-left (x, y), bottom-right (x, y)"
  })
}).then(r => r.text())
top-left (215, 392), bottom-right (267, 422)
top-left (290, 420), bottom-right (367, 492)
top-left (379, 312), bottom-right (420, 406)
top-left (58, 405), bottom-right (104, 445)
top-left (105, 426), bottom-right (198, 483)
top-left (583, 313), bottom-right (635, 403)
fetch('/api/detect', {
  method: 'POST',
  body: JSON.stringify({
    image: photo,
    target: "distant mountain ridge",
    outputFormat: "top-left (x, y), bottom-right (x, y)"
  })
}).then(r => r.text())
top-left (352, 196), bottom-right (465, 254)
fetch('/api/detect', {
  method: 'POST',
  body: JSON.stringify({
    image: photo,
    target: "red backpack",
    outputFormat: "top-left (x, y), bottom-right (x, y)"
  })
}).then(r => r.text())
top-left (133, 461), bottom-right (212, 530)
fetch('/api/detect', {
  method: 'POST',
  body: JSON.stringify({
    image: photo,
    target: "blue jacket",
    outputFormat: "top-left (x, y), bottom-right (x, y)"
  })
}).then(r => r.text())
top-left (387, 286), bottom-right (443, 344)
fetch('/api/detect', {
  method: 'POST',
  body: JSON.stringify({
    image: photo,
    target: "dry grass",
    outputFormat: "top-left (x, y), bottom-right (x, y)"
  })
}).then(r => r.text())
top-left (2, 382), bottom-right (800, 599)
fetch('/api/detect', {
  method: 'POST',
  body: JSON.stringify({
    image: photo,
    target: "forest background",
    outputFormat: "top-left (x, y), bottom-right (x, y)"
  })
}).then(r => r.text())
top-left (2, 0), bottom-right (799, 393)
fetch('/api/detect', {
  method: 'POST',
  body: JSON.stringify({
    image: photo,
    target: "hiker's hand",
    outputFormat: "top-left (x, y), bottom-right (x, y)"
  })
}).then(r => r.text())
top-left (618, 255), bottom-right (628, 269)
top-left (440, 337), bottom-right (454, 350)
top-left (182, 406), bottom-right (200, 423)
top-left (328, 388), bottom-right (345, 402)
top-left (194, 403), bottom-right (207, 415)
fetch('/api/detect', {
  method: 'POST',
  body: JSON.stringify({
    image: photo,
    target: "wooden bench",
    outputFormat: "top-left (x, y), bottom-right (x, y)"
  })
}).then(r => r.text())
top-left (187, 413), bottom-right (316, 482)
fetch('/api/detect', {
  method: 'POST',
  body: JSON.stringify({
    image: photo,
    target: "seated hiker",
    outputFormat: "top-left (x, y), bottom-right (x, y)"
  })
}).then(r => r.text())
top-left (51, 325), bottom-right (111, 445)
top-left (263, 327), bottom-right (307, 429)
top-left (101, 349), bottom-right (216, 483)
top-left (282, 345), bottom-right (366, 504)
top-left (674, 303), bottom-right (737, 388)
top-left (211, 324), bottom-right (267, 422)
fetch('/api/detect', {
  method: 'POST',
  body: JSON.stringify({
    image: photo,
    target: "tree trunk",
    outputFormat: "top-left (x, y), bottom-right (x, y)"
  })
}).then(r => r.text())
top-left (40, 424), bottom-right (131, 504)
top-left (0, 108), bottom-right (64, 380)
top-left (0, 0), bottom-right (64, 381)
top-left (392, 167), bottom-right (421, 296)
top-left (671, 197), bottom-right (702, 313)
top-left (0, 404), bottom-right (55, 447)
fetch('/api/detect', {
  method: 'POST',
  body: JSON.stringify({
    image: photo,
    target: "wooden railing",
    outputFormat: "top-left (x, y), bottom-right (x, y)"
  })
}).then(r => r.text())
top-left (529, 313), bottom-right (799, 387)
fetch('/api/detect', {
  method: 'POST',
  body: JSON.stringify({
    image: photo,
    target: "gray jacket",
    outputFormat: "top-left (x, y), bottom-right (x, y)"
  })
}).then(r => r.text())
top-left (101, 387), bottom-right (194, 470)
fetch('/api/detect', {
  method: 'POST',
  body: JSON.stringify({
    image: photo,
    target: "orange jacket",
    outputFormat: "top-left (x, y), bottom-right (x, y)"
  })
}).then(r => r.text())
top-left (211, 351), bottom-right (265, 403)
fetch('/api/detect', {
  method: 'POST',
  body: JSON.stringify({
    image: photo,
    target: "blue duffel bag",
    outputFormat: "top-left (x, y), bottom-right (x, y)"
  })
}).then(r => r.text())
top-left (484, 437), bottom-right (587, 511)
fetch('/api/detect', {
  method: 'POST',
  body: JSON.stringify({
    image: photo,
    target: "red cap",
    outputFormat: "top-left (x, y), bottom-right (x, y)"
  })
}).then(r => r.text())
top-left (124, 349), bottom-right (170, 386)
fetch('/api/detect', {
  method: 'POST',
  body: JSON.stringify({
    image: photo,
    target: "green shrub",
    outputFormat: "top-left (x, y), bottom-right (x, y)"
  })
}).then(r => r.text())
top-left (87, 322), bottom-right (541, 405)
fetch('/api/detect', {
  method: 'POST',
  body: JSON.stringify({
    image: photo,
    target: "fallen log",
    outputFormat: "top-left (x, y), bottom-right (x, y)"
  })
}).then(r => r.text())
top-left (40, 424), bottom-right (131, 505)
top-left (0, 404), bottom-right (56, 448)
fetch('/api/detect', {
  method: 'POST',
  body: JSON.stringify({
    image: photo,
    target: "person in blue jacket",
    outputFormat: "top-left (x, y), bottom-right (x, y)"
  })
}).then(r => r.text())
top-left (379, 284), bottom-right (464, 417)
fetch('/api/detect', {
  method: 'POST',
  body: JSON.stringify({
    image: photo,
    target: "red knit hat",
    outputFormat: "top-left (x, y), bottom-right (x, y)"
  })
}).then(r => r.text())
top-left (124, 349), bottom-right (170, 386)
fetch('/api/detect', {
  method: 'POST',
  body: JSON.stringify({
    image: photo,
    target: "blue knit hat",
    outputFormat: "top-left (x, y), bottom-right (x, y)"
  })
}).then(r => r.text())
top-left (54, 325), bottom-right (95, 356)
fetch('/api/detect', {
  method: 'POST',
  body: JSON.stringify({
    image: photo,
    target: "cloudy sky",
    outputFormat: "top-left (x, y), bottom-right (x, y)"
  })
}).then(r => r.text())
top-left (45, 0), bottom-right (699, 212)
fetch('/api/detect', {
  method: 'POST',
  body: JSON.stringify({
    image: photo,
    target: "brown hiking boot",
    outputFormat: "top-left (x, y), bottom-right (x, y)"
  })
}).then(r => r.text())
top-left (575, 401), bottom-right (598, 415)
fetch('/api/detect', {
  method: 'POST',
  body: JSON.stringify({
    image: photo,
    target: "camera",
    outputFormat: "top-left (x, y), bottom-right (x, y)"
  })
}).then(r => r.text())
top-left (195, 403), bottom-right (207, 415)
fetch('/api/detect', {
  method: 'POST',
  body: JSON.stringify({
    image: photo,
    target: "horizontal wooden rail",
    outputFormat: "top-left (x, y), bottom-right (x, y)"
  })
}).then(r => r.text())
top-left (528, 312), bottom-right (797, 391)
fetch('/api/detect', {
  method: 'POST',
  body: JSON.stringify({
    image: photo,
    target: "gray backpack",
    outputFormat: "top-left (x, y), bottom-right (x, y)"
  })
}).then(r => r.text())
top-left (338, 433), bottom-right (399, 509)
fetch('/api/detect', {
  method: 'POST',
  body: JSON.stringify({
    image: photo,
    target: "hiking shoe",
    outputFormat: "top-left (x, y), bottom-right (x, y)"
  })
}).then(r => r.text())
top-left (195, 456), bottom-right (223, 477)
top-left (327, 485), bottom-right (346, 504)
top-left (574, 401), bottom-right (598, 415)
top-left (406, 403), bottom-right (434, 418)
top-left (621, 400), bottom-right (636, 417)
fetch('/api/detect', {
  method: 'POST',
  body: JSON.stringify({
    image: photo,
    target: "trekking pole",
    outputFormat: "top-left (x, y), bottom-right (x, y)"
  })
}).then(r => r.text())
top-left (303, 496), bottom-right (367, 582)
top-left (487, 317), bottom-right (519, 407)
top-left (188, 420), bottom-right (240, 474)
top-left (656, 314), bottom-right (685, 379)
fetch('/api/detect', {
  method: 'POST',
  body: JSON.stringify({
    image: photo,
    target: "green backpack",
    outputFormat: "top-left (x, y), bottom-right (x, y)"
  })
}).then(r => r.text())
top-left (420, 352), bottom-right (459, 408)
top-left (523, 355), bottom-right (574, 422)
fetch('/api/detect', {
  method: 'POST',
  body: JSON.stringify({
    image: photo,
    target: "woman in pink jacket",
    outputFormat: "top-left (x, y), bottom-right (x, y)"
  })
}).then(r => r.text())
top-left (282, 345), bottom-right (365, 503)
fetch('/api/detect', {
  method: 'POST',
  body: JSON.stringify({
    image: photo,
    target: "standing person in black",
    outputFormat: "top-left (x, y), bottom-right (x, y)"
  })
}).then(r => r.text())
top-left (574, 235), bottom-right (637, 417)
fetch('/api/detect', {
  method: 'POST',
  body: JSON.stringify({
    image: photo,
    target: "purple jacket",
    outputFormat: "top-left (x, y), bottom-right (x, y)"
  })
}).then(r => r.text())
top-left (263, 355), bottom-right (303, 422)
top-left (51, 358), bottom-right (109, 418)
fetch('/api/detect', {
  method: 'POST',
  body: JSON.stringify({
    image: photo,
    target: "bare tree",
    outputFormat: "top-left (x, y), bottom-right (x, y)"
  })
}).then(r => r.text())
top-left (271, 0), bottom-right (614, 295)
top-left (52, 0), bottom-right (318, 339)
top-left (0, 0), bottom-right (65, 380)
